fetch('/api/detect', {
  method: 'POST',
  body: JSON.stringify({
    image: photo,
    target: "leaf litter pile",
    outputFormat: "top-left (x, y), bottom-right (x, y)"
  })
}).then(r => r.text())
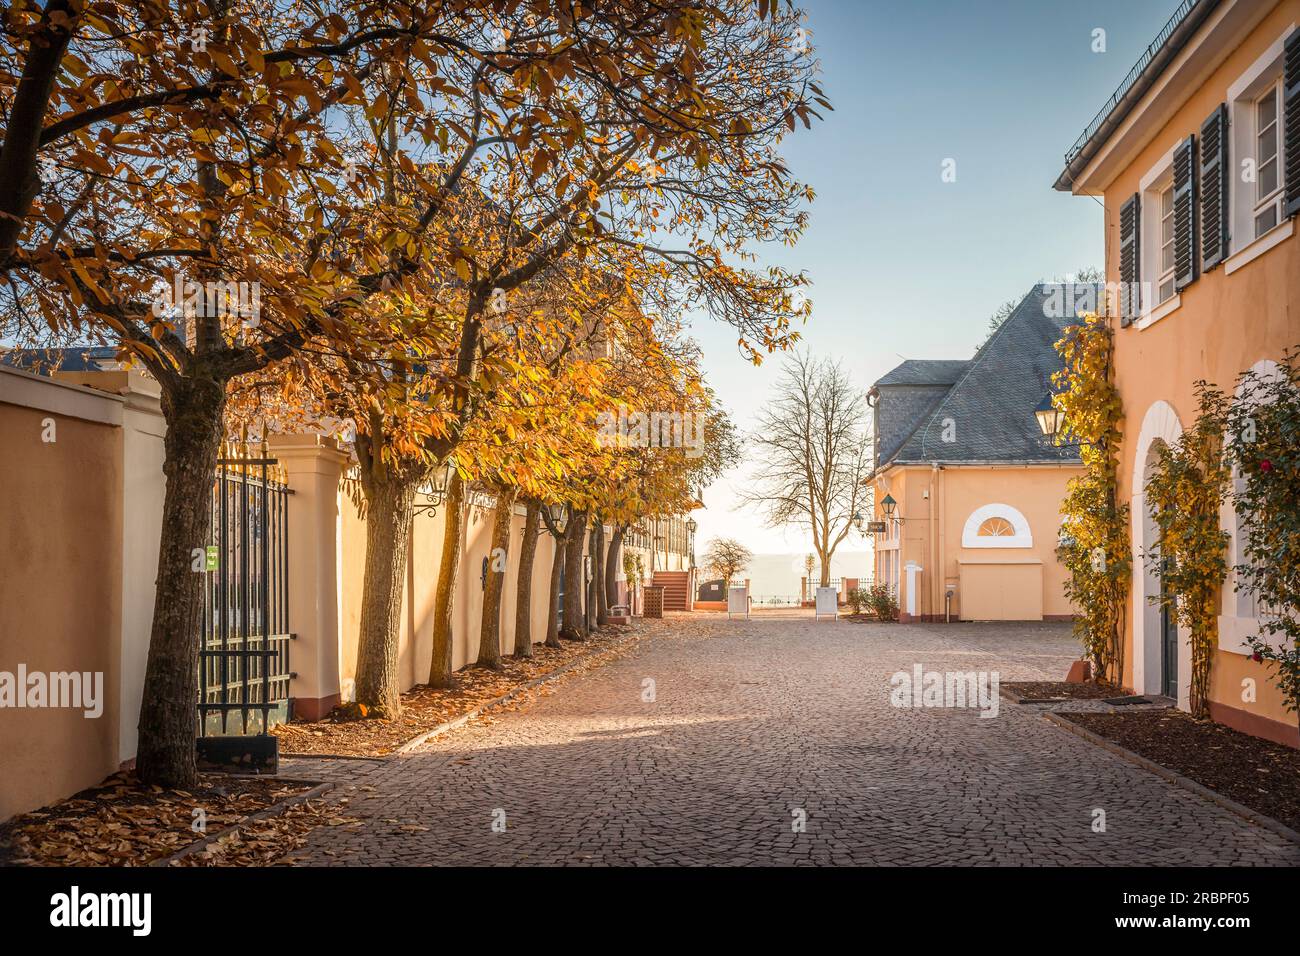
top-left (273, 624), bottom-right (640, 757)
top-left (1064, 709), bottom-right (1300, 832)
top-left (0, 772), bottom-right (323, 867)
top-left (1002, 680), bottom-right (1124, 701)
top-left (170, 796), bottom-right (358, 867)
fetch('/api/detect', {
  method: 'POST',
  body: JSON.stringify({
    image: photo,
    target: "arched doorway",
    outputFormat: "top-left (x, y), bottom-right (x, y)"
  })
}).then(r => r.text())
top-left (1131, 400), bottom-right (1188, 707)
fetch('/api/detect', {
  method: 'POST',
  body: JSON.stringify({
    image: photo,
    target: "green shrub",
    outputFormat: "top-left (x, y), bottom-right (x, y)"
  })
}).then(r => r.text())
top-left (866, 583), bottom-right (898, 622)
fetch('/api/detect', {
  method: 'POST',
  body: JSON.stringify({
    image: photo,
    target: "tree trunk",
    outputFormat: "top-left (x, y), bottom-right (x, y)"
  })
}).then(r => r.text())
top-left (545, 530), bottom-right (564, 648)
top-left (428, 470), bottom-right (466, 687)
top-left (561, 510), bottom-right (588, 640)
top-left (353, 466), bottom-right (418, 716)
top-left (605, 525), bottom-right (624, 609)
top-left (476, 485), bottom-right (517, 669)
top-left (594, 518), bottom-right (608, 627)
top-left (135, 376), bottom-right (227, 788)
top-left (584, 521), bottom-right (598, 635)
top-left (514, 499), bottom-right (541, 658)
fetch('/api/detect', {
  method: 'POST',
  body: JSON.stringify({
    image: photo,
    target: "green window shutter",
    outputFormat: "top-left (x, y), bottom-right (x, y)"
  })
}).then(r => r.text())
top-left (1199, 104), bottom-right (1229, 270)
top-left (1173, 134), bottom-right (1197, 291)
top-left (1283, 28), bottom-right (1300, 219)
top-left (1118, 192), bottom-right (1140, 326)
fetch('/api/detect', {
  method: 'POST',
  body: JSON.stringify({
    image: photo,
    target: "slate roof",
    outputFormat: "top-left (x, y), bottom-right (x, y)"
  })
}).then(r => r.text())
top-left (871, 284), bottom-right (1086, 471)
top-left (874, 359), bottom-right (970, 387)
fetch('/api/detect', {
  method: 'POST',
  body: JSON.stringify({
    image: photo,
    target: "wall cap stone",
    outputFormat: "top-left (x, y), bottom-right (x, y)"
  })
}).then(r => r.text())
top-left (0, 364), bottom-right (124, 425)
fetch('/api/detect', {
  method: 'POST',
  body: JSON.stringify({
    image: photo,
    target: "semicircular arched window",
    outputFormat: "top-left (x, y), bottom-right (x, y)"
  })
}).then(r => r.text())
top-left (977, 517), bottom-right (1015, 537)
top-left (962, 504), bottom-right (1033, 548)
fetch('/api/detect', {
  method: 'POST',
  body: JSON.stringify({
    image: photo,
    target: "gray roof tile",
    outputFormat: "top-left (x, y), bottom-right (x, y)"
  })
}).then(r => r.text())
top-left (872, 285), bottom-right (1086, 469)
top-left (874, 359), bottom-right (970, 387)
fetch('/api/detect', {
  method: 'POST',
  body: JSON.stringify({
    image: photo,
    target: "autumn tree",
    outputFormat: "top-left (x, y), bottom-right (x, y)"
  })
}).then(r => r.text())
top-left (293, 0), bottom-right (824, 697)
top-left (488, 301), bottom-right (729, 645)
top-left (703, 537), bottom-right (751, 584)
top-left (408, 0), bottom-right (821, 676)
top-left (0, 0), bottom-right (821, 772)
top-left (459, 280), bottom-right (628, 666)
top-left (579, 337), bottom-right (739, 619)
top-left (0, 0), bottom-right (520, 784)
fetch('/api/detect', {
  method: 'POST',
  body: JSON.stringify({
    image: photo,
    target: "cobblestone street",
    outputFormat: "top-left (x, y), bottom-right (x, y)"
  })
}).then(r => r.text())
top-left (285, 615), bottom-right (1299, 866)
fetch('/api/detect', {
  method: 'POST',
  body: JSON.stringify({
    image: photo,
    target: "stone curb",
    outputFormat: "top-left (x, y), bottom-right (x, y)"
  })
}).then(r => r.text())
top-left (1042, 711), bottom-right (1300, 847)
top-left (999, 687), bottom-right (1068, 705)
top-left (152, 779), bottom-right (334, 866)
top-left (281, 751), bottom-right (388, 761)
top-left (278, 628), bottom-right (642, 762)
top-left (393, 631), bottom-right (641, 755)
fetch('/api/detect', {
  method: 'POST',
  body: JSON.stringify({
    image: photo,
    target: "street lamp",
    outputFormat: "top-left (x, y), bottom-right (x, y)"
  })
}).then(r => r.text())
top-left (881, 494), bottom-right (897, 521)
top-left (852, 511), bottom-right (864, 532)
top-left (686, 517), bottom-right (698, 570)
top-left (412, 461), bottom-right (455, 517)
top-left (545, 501), bottom-right (569, 535)
top-left (1034, 391), bottom-right (1065, 440)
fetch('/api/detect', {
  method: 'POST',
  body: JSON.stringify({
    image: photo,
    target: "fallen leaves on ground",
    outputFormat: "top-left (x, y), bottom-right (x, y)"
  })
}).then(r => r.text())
top-left (1002, 680), bottom-right (1123, 701)
top-left (171, 798), bottom-right (358, 866)
top-left (0, 772), bottom-right (314, 867)
top-left (272, 624), bottom-right (641, 757)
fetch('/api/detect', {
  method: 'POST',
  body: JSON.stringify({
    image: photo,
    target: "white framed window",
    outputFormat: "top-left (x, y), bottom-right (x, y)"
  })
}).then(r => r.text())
top-left (1137, 142), bottom-right (1179, 317)
top-left (977, 516), bottom-right (1016, 538)
top-left (1157, 180), bottom-right (1177, 304)
top-left (961, 503), bottom-right (1033, 549)
top-left (1251, 80), bottom-right (1285, 238)
top-left (1227, 24), bottom-right (1295, 256)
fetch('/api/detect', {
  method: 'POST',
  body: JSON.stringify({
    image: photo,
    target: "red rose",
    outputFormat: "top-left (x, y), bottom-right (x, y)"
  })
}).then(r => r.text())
top-left (1259, 459), bottom-right (1274, 472)
top-left (1252, 652), bottom-right (1263, 663)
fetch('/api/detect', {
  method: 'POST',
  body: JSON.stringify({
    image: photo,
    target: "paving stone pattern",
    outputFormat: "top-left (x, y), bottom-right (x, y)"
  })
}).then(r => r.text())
top-left (285, 615), bottom-right (1299, 866)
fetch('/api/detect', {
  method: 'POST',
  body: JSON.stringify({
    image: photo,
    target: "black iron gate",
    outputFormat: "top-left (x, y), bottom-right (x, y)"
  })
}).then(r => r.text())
top-left (198, 445), bottom-right (293, 737)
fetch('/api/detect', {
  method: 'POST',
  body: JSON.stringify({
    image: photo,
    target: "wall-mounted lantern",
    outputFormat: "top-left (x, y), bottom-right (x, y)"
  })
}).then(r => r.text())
top-left (1034, 392), bottom-right (1065, 439)
top-left (413, 461), bottom-right (455, 517)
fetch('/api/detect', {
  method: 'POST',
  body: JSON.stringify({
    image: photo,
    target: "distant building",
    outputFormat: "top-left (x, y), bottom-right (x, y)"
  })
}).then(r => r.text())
top-left (867, 285), bottom-right (1085, 622)
top-left (1, 346), bottom-right (124, 374)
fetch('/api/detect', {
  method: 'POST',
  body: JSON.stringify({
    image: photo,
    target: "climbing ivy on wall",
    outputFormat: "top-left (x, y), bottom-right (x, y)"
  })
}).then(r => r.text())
top-left (1052, 313), bottom-right (1130, 685)
top-left (1144, 382), bottom-right (1230, 718)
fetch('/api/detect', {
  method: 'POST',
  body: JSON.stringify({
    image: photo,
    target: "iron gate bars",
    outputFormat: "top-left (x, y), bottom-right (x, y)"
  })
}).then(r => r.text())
top-left (198, 444), bottom-right (293, 737)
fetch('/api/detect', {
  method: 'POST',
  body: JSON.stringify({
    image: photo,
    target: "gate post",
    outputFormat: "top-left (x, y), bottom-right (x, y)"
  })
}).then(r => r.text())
top-left (269, 434), bottom-right (349, 720)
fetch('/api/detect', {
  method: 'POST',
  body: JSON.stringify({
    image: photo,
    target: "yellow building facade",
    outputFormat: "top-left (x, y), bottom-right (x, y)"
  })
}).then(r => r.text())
top-left (1058, 0), bottom-right (1300, 745)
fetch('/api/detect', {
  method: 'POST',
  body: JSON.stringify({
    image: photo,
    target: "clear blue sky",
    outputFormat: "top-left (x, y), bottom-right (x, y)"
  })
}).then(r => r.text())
top-left (692, 0), bottom-right (1180, 559)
